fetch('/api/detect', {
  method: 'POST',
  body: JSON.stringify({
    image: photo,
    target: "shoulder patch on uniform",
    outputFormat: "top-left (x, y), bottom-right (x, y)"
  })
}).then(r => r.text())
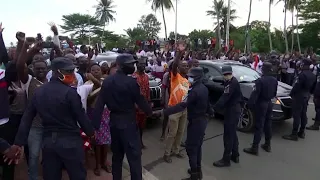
top-left (317, 76), bottom-right (320, 82)
top-left (252, 84), bottom-right (256, 91)
top-left (224, 85), bottom-right (230, 93)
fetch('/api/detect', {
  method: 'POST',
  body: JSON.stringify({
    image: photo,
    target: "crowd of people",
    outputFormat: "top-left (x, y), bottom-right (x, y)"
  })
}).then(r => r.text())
top-left (0, 21), bottom-right (320, 180)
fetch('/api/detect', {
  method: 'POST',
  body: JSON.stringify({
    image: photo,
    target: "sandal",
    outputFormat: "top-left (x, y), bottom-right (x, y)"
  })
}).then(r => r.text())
top-left (94, 168), bottom-right (101, 176)
top-left (101, 164), bottom-right (112, 173)
top-left (172, 152), bottom-right (185, 159)
top-left (163, 155), bottom-right (172, 163)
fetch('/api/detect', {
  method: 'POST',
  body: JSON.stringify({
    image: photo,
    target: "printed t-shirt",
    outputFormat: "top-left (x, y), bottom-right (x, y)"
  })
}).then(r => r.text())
top-left (168, 72), bottom-right (189, 106)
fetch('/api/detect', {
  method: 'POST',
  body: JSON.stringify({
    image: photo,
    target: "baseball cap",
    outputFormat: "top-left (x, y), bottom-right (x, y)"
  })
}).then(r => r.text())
top-left (116, 54), bottom-right (138, 64)
top-left (51, 57), bottom-right (76, 71)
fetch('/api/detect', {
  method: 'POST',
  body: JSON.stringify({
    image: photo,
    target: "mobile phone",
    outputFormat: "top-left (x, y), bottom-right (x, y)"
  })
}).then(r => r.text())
top-left (42, 42), bottom-right (54, 48)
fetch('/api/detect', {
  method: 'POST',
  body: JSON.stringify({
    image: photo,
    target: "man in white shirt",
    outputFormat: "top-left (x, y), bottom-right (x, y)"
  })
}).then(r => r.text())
top-left (75, 45), bottom-right (88, 58)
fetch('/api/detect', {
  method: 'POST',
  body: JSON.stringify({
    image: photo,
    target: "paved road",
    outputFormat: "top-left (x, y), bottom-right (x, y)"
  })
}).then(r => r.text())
top-left (141, 103), bottom-right (320, 180)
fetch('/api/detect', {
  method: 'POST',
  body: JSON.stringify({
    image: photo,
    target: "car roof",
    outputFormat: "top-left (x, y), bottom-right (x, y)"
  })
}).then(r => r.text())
top-left (198, 60), bottom-right (243, 66)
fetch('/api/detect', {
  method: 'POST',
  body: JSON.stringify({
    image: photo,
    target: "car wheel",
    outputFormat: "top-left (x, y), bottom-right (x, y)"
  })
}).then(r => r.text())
top-left (237, 105), bottom-right (254, 132)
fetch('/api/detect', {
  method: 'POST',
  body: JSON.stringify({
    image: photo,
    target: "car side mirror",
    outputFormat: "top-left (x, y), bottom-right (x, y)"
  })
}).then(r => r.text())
top-left (210, 76), bottom-right (224, 83)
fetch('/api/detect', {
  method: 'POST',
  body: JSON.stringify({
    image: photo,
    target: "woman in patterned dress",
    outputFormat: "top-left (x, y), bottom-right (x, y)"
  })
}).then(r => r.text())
top-left (86, 64), bottom-right (112, 176)
top-left (133, 58), bottom-right (151, 149)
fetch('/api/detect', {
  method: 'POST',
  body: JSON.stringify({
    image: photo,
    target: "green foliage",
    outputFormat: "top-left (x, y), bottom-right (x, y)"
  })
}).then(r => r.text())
top-left (94, 0), bottom-right (116, 24)
top-left (60, 13), bottom-right (103, 44)
top-left (138, 14), bottom-right (161, 39)
top-left (124, 27), bottom-right (148, 46)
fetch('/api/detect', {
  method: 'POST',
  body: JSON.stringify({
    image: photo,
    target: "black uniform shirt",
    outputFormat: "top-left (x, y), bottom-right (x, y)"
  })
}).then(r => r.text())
top-left (290, 70), bottom-right (316, 98)
top-left (314, 65), bottom-right (320, 98)
top-left (92, 70), bottom-right (152, 129)
top-left (14, 77), bottom-right (94, 146)
top-left (248, 75), bottom-right (278, 105)
top-left (0, 138), bottom-right (10, 153)
top-left (215, 76), bottom-right (243, 110)
top-left (163, 81), bottom-right (213, 120)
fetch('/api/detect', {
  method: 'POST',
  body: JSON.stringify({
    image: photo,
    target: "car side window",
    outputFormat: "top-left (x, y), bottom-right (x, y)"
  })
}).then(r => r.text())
top-left (200, 65), bottom-right (222, 79)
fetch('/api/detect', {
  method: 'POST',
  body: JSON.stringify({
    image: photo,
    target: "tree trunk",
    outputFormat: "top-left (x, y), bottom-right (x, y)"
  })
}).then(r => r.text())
top-left (296, 10), bottom-right (301, 53)
top-left (101, 23), bottom-right (106, 51)
top-left (291, 12), bottom-right (294, 53)
top-left (245, 0), bottom-right (253, 54)
top-left (283, 1), bottom-right (289, 53)
top-left (268, 1), bottom-right (273, 51)
top-left (217, 13), bottom-right (221, 49)
top-left (161, 4), bottom-right (168, 40)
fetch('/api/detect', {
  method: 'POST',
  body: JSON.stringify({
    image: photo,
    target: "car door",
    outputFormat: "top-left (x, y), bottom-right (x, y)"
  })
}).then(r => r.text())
top-left (200, 64), bottom-right (225, 105)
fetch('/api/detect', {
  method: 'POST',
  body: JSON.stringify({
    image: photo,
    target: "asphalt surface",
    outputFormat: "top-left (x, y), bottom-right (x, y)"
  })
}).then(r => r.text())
top-left (141, 102), bottom-right (320, 180)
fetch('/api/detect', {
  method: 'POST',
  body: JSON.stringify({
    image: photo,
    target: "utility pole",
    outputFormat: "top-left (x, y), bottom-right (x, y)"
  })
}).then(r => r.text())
top-left (226, 0), bottom-right (231, 50)
top-left (174, 0), bottom-right (178, 44)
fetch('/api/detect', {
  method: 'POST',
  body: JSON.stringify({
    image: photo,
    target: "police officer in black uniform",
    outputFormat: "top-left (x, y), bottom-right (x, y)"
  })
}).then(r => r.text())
top-left (161, 67), bottom-right (213, 180)
top-left (213, 65), bottom-right (243, 167)
top-left (92, 54), bottom-right (152, 180)
top-left (243, 62), bottom-right (278, 155)
top-left (11, 57), bottom-right (95, 180)
top-left (307, 63), bottom-right (320, 130)
top-left (283, 58), bottom-right (316, 141)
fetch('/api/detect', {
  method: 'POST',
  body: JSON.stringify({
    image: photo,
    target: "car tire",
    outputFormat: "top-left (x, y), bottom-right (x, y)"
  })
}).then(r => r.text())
top-left (237, 105), bottom-right (254, 133)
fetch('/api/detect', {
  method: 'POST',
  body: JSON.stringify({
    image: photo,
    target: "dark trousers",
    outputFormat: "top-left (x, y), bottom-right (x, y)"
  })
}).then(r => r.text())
top-left (292, 97), bottom-right (309, 134)
top-left (111, 124), bottom-right (142, 180)
top-left (253, 102), bottom-right (273, 146)
top-left (286, 73), bottom-right (294, 85)
top-left (186, 118), bottom-right (208, 170)
top-left (42, 134), bottom-right (86, 180)
top-left (0, 114), bottom-right (22, 180)
top-left (223, 107), bottom-right (240, 161)
top-left (314, 98), bottom-right (320, 125)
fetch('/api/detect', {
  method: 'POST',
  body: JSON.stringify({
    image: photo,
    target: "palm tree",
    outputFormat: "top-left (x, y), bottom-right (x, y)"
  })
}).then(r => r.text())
top-left (268, 0), bottom-right (274, 51)
top-left (287, 0), bottom-right (301, 53)
top-left (244, 0), bottom-right (253, 53)
top-left (219, 6), bottom-right (237, 39)
top-left (94, 0), bottom-right (116, 44)
top-left (147, 0), bottom-right (174, 40)
top-left (277, 0), bottom-right (289, 53)
top-left (206, 0), bottom-right (224, 49)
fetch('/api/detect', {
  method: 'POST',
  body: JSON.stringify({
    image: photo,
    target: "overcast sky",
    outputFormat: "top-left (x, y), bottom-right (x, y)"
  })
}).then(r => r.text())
top-left (0, 0), bottom-right (292, 46)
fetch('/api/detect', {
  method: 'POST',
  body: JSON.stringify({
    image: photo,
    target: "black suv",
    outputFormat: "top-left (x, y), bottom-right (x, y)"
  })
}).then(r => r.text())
top-left (200, 60), bottom-right (293, 132)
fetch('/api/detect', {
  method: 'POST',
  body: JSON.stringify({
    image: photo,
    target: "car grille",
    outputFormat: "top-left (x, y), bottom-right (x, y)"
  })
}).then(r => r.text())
top-left (150, 86), bottom-right (161, 100)
top-left (278, 97), bottom-right (292, 108)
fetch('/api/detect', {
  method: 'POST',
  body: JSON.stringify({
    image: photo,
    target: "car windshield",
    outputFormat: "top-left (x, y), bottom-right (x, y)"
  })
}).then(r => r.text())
top-left (219, 64), bottom-right (261, 82)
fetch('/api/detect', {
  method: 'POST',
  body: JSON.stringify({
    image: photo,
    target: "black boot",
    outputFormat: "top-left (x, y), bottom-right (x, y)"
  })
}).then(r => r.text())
top-left (282, 134), bottom-right (298, 141)
top-left (231, 155), bottom-right (239, 163)
top-left (213, 159), bottom-right (230, 167)
top-left (187, 167), bottom-right (202, 179)
top-left (306, 124), bottom-right (320, 131)
top-left (243, 145), bottom-right (258, 155)
top-left (261, 143), bottom-right (271, 152)
top-left (298, 131), bottom-right (305, 139)
top-left (182, 169), bottom-right (199, 180)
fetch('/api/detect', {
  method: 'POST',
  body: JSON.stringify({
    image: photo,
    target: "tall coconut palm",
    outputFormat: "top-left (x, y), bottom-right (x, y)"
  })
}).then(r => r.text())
top-left (94, 0), bottom-right (116, 44)
top-left (147, 0), bottom-right (174, 40)
top-left (206, 0), bottom-right (224, 49)
top-left (278, 0), bottom-right (289, 53)
top-left (288, 0), bottom-right (301, 53)
top-left (268, 0), bottom-right (274, 51)
top-left (244, 0), bottom-right (253, 53)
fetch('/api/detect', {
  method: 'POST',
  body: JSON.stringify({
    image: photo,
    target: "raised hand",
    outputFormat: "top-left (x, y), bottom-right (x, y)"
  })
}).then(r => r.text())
top-left (0, 22), bottom-right (4, 33)
top-left (48, 22), bottom-right (58, 35)
top-left (16, 32), bottom-right (26, 42)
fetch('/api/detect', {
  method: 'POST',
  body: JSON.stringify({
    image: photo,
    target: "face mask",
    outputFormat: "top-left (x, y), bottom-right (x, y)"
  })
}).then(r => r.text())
top-left (58, 70), bottom-right (76, 85)
top-left (121, 64), bottom-right (135, 75)
top-left (188, 77), bottom-right (194, 84)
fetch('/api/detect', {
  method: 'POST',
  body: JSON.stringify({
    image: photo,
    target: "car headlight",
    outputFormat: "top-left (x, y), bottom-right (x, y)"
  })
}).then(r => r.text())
top-left (272, 98), bottom-right (281, 105)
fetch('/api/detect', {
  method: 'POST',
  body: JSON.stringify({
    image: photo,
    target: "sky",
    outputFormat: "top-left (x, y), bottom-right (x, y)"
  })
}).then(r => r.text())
top-left (0, 0), bottom-right (292, 46)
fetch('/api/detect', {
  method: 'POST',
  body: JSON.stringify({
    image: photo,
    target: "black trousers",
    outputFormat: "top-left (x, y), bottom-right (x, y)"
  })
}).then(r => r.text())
top-left (253, 102), bottom-right (273, 146)
top-left (292, 97), bottom-right (309, 134)
top-left (0, 114), bottom-right (22, 180)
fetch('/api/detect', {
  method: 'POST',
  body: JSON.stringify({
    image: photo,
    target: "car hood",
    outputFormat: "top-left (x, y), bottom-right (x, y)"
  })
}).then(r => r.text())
top-left (240, 81), bottom-right (292, 99)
